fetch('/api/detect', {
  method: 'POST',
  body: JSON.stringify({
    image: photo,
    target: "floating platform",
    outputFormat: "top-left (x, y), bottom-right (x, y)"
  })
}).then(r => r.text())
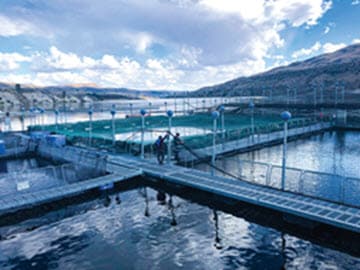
top-left (1, 130), bottom-right (359, 235)
top-left (109, 155), bottom-right (360, 233)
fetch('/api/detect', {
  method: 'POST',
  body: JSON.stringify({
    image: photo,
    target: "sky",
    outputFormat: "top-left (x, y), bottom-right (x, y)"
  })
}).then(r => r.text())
top-left (0, 0), bottom-right (359, 90)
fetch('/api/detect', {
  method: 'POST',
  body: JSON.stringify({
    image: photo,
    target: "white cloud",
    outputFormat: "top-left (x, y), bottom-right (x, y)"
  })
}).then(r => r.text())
top-left (322, 42), bottom-right (346, 53)
top-left (292, 42), bottom-right (321, 58)
top-left (324, 26), bottom-right (330, 34)
top-left (351, 0), bottom-right (360, 5)
top-left (0, 0), bottom-right (334, 89)
top-left (352, 38), bottom-right (360, 44)
top-left (0, 52), bottom-right (31, 71)
top-left (0, 15), bottom-right (36, 37)
top-left (264, 0), bottom-right (332, 27)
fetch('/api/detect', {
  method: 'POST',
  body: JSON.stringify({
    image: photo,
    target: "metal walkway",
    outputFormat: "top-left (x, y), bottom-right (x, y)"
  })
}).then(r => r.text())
top-left (0, 167), bottom-right (141, 216)
top-left (1, 140), bottom-right (359, 234)
top-left (0, 142), bottom-right (142, 216)
top-left (109, 155), bottom-right (360, 233)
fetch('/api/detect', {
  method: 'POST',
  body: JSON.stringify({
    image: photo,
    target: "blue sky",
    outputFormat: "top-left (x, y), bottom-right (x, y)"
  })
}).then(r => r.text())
top-left (0, 0), bottom-right (359, 90)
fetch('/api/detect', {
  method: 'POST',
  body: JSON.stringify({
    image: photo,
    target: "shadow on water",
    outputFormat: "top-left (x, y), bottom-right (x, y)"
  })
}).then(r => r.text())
top-left (145, 178), bottom-right (360, 258)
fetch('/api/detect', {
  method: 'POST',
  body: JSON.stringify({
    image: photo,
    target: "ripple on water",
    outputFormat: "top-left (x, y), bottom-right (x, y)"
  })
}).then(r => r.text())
top-left (0, 187), bottom-right (359, 269)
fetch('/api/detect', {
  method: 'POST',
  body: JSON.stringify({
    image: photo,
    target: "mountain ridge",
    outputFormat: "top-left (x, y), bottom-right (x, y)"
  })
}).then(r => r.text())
top-left (194, 43), bottom-right (360, 100)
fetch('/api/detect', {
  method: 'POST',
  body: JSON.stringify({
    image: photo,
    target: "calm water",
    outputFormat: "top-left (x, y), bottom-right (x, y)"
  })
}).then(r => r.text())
top-left (232, 131), bottom-right (360, 178)
top-left (0, 186), bottom-right (359, 269)
top-left (1, 97), bottom-right (250, 131)
top-left (193, 131), bottom-right (360, 206)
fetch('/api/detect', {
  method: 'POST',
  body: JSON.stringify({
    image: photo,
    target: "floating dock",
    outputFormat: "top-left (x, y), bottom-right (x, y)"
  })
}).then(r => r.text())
top-left (109, 155), bottom-right (360, 233)
top-left (1, 124), bottom-right (359, 234)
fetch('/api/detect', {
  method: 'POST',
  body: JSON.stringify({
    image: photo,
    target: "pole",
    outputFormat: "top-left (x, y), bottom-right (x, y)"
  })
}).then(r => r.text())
top-left (140, 109), bottom-right (146, 159)
top-left (88, 108), bottom-right (93, 146)
top-left (174, 95), bottom-right (177, 113)
top-left (219, 105), bottom-right (225, 140)
top-left (40, 108), bottom-right (44, 131)
top-left (167, 110), bottom-right (173, 164)
top-left (280, 111), bottom-right (291, 191)
top-left (249, 101), bottom-right (255, 142)
top-left (55, 110), bottom-right (59, 131)
top-left (111, 105), bottom-right (116, 146)
top-left (211, 111), bottom-right (219, 176)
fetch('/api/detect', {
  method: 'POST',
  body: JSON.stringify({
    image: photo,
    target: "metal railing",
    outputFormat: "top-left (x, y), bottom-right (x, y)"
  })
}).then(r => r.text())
top-left (205, 159), bottom-right (360, 208)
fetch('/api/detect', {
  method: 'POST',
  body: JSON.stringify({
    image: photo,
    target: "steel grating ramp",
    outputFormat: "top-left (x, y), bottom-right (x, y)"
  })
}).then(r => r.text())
top-left (109, 155), bottom-right (360, 233)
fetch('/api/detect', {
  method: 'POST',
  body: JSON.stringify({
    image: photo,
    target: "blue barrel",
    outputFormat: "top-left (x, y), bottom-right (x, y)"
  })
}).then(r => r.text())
top-left (0, 140), bottom-right (6, 155)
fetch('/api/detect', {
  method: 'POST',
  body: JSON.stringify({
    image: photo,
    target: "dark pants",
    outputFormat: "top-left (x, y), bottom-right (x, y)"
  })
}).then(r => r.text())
top-left (157, 150), bottom-right (165, 164)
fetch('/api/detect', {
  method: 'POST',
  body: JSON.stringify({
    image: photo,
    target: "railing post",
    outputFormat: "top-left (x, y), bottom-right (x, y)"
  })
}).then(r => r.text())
top-left (281, 111), bottom-right (291, 191)
top-left (219, 105), bottom-right (225, 140)
top-left (111, 104), bottom-right (116, 146)
top-left (88, 107), bottom-right (93, 147)
top-left (140, 109), bottom-right (147, 159)
top-left (55, 109), bottom-right (59, 131)
top-left (249, 101), bottom-right (255, 142)
top-left (167, 110), bottom-right (173, 164)
top-left (211, 111), bottom-right (219, 176)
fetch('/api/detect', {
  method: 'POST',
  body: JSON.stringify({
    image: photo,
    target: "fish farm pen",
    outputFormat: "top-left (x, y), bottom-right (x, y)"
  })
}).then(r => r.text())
top-left (1, 103), bottom-right (360, 269)
top-left (29, 111), bottom-right (333, 155)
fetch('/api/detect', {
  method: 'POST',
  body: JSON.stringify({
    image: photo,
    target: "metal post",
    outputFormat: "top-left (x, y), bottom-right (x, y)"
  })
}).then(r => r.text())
top-left (88, 107), bottom-right (93, 146)
top-left (55, 110), bottom-right (59, 131)
top-left (40, 108), bottom-right (44, 130)
top-left (219, 105), bottom-right (225, 140)
top-left (341, 82), bottom-right (345, 103)
top-left (164, 101), bottom-right (168, 112)
top-left (167, 110), bottom-right (173, 164)
top-left (174, 95), bottom-right (177, 113)
top-left (281, 111), bottom-right (291, 191)
top-left (249, 101), bottom-right (255, 142)
top-left (140, 109), bottom-right (146, 159)
top-left (111, 104), bottom-right (116, 146)
top-left (211, 111), bottom-right (219, 176)
top-left (202, 99), bottom-right (205, 112)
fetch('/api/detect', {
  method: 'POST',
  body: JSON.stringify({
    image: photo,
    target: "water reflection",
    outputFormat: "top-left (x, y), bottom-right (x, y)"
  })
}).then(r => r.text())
top-left (235, 131), bottom-right (360, 178)
top-left (0, 184), bottom-right (359, 269)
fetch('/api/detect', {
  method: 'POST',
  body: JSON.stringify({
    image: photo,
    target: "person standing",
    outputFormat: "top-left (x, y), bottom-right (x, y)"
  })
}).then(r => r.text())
top-left (154, 134), bottom-right (168, 164)
top-left (173, 132), bottom-right (183, 162)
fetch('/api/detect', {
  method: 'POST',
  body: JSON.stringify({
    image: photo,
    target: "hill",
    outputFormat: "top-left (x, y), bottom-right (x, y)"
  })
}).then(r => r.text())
top-left (194, 43), bottom-right (360, 102)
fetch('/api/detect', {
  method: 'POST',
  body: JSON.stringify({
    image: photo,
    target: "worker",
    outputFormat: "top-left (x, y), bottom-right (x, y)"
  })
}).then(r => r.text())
top-left (173, 132), bottom-right (183, 162)
top-left (154, 134), bottom-right (168, 164)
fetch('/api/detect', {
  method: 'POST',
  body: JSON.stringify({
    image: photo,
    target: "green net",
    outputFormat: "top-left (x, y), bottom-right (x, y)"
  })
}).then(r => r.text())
top-left (30, 112), bottom-right (314, 153)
